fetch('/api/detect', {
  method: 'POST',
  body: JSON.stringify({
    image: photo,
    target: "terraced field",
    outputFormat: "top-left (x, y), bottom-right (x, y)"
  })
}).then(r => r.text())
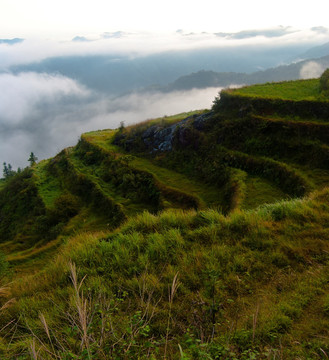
top-left (207, 80), bottom-right (329, 204)
top-left (111, 83), bottom-right (329, 213)
top-left (3, 79), bottom-right (329, 275)
top-left (2, 79), bottom-right (329, 359)
top-left (82, 130), bottom-right (224, 210)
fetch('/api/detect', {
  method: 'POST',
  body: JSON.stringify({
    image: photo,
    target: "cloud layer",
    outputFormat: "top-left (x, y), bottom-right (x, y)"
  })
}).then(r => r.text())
top-left (215, 26), bottom-right (297, 39)
top-left (0, 71), bottom-right (220, 169)
top-left (0, 72), bottom-right (89, 125)
top-left (1, 27), bottom-right (328, 70)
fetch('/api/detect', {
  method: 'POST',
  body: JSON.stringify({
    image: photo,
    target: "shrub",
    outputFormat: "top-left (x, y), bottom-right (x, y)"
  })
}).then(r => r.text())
top-left (52, 193), bottom-right (80, 221)
top-left (0, 169), bottom-right (46, 243)
top-left (319, 68), bottom-right (329, 94)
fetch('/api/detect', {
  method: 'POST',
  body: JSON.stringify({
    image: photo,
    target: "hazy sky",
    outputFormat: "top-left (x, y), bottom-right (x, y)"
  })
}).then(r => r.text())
top-left (1, 0), bottom-right (328, 38)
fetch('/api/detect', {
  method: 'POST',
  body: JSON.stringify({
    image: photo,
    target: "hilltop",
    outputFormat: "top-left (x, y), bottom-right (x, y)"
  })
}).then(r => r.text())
top-left (0, 77), bottom-right (329, 359)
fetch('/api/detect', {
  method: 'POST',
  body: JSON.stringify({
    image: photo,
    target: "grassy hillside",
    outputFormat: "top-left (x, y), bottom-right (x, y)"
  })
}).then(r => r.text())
top-left (228, 79), bottom-right (323, 101)
top-left (1, 79), bottom-right (329, 359)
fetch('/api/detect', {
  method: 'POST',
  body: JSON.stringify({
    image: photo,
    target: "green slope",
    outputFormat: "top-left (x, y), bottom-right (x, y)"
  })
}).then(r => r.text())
top-left (230, 78), bottom-right (324, 100)
top-left (1, 78), bottom-right (329, 359)
top-left (1, 189), bottom-right (329, 359)
top-left (82, 130), bottom-right (224, 209)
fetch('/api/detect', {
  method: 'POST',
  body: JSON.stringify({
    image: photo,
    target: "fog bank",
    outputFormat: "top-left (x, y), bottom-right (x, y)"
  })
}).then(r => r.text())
top-left (0, 72), bottom-right (220, 169)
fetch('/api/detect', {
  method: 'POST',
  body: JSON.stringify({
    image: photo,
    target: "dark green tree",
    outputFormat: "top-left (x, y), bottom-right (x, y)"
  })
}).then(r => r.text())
top-left (119, 120), bottom-right (125, 133)
top-left (3, 162), bottom-right (9, 178)
top-left (28, 152), bottom-right (38, 166)
top-left (3, 162), bottom-right (15, 179)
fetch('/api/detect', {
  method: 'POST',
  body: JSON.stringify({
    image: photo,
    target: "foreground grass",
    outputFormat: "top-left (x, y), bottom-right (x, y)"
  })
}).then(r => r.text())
top-left (1, 188), bottom-right (329, 359)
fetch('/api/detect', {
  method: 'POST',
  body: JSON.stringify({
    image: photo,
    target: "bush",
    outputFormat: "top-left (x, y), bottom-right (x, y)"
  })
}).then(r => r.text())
top-left (320, 68), bottom-right (329, 94)
top-left (52, 193), bottom-right (80, 221)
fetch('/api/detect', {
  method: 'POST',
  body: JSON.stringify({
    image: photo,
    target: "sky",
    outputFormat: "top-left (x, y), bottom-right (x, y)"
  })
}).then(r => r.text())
top-left (1, 0), bottom-right (329, 38)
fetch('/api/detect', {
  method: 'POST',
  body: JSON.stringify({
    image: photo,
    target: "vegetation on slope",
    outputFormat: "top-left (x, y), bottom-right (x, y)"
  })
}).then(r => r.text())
top-left (1, 190), bottom-right (329, 359)
top-left (1, 75), bottom-right (329, 358)
top-left (320, 68), bottom-right (329, 95)
top-left (226, 79), bottom-right (324, 101)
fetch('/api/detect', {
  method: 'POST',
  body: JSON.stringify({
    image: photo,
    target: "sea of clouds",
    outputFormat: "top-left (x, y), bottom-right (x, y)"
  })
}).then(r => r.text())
top-left (0, 71), bottom-right (221, 168)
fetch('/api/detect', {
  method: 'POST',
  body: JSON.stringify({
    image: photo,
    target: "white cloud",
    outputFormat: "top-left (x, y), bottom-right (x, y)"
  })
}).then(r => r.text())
top-left (0, 72), bottom-right (89, 124)
top-left (300, 61), bottom-right (325, 79)
top-left (0, 27), bottom-right (328, 70)
top-left (0, 72), bottom-right (220, 169)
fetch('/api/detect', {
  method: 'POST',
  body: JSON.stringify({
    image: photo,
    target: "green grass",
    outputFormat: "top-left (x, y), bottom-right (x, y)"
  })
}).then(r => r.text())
top-left (82, 129), bottom-right (227, 210)
top-left (83, 116), bottom-right (298, 212)
top-left (82, 129), bottom-right (118, 152)
top-left (33, 159), bottom-right (62, 208)
top-left (253, 113), bottom-right (329, 124)
top-left (229, 79), bottom-right (326, 101)
top-left (130, 157), bottom-right (224, 209)
top-left (242, 174), bottom-right (290, 209)
top-left (2, 188), bottom-right (329, 359)
top-left (2, 78), bottom-right (329, 359)
top-left (68, 149), bottom-right (156, 215)
top-left (83, 124), bottom-right (296, 212)
top-left (125, 109), bottom-right (207, 133)
top-left (290, 165), bottom-right (329, 189)
top-left (0, 179), bottom-right (6, 191)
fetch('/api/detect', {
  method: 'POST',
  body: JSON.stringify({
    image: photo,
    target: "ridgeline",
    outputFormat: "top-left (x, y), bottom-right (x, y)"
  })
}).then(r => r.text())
top-left (0, 77), bottom-right (329, 359)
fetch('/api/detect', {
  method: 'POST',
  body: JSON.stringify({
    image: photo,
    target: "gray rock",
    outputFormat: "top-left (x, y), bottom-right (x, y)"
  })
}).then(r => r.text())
top-left (140, 111), bottom-right (214, 152)
top-left (193, 111), bottom-right (214, 130)
top-left (142, 125), bottom-right (158, 139)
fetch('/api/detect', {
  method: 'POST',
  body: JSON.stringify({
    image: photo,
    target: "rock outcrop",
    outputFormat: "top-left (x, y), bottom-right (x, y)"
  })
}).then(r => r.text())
top-left (116, 111), bottom-right (214, 152)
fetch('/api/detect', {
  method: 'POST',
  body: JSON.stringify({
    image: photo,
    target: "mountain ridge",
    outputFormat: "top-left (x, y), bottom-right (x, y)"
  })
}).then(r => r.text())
top-left (159, 55), bottom-right (329, 92)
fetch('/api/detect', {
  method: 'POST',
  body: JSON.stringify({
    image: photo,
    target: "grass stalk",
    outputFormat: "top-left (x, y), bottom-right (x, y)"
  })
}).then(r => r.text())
top-left (69, 261), bottom-right (91, 360)
top-left (164, 272), bottom-right (180, 359)
top-left (29, 338), bottom-right (39, 360)
top-left (252, 302), bottom-right (260, 344)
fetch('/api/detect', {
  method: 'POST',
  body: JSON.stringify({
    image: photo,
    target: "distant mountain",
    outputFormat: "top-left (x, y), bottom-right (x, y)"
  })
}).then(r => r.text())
top-left (72, 36), bottom-right (91, 42)
top-left (162, 55), bottom-right (329, 91)
top-left (9, 43), bottom-right (312, 95)
top-left (0, 38), bottom-right (24, 45)
top-left (296, 42), bottom-right (329, 60)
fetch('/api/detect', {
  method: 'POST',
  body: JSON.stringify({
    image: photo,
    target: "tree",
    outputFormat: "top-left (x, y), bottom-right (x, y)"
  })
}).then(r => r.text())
top-left (3, 162), bottom-right (9, 178)
top-left (28, 152), bottom-right (38, 166)
top-left (119, 121), bottom-right (125, 133)
top-left (2, 162), bottom-right (15, 179)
